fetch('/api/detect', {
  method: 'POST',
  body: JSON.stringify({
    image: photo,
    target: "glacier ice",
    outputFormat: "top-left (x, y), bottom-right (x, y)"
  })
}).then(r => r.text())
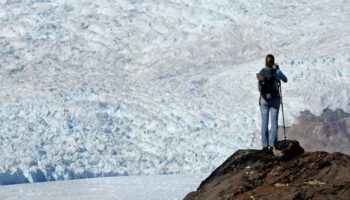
top-left (0, 0), bottom-right (349, 184)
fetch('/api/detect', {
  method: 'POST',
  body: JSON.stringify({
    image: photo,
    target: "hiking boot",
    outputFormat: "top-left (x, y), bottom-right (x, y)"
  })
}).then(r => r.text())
top-left (262, 146), bottom-right (269, 151)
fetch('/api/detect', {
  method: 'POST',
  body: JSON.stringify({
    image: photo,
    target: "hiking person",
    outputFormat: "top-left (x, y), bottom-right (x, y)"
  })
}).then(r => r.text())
top-left (257, 54), bottom-right (288, 150)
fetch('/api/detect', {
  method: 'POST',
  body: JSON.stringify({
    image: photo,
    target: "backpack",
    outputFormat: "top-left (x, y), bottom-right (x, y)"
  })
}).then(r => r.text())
top-left (258, 68), bottom-right (280, 99)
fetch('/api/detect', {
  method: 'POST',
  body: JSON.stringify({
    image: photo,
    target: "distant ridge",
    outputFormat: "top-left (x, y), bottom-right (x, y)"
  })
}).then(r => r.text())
top-left (280, 109), bottom-right (350, 154)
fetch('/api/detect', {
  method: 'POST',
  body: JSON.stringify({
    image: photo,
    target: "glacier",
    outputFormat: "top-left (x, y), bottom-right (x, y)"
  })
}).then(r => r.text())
top-left (0, 0), bottom-right (349, 184)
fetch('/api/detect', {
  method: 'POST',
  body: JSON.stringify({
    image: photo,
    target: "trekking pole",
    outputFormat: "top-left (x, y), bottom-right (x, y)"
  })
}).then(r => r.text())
top-left (279, 82), bottom-right (287, 140)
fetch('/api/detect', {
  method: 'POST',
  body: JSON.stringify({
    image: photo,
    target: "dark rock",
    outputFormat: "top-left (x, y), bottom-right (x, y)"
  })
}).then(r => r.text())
top-left (272, 140), bottom-right (304, 160)
top-left (184, 142), bottom-right (350, 200)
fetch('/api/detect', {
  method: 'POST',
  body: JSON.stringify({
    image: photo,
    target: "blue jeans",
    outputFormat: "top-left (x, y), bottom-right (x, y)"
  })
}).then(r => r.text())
top-left (260, 96), bottom-right (280, 147)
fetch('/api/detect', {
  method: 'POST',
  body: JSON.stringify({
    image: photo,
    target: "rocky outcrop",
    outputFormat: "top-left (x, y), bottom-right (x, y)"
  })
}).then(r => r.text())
top-left (184, 140), bottom-right (350, 200)
top-left (279, 109), bottom-right (350, 154)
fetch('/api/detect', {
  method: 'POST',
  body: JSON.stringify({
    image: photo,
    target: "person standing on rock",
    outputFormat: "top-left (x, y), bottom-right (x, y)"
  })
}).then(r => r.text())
top-left (257, 54), bottom-right (288, 150)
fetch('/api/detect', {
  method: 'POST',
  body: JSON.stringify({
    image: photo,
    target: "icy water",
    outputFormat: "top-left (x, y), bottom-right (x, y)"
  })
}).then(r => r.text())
top-left (0, 173), bottom-right (208, 200)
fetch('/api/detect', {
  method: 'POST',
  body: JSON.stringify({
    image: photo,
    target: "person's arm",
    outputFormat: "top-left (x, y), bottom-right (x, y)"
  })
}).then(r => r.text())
top-left (275, 69), bottom-right (288, 83)
top-left (273, 64), bottom-right (287, 83)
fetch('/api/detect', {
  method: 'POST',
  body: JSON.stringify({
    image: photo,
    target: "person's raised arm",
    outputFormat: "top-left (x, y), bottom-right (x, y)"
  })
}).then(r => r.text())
top-left (274, 64), bottom-right (288, 83)
top-left (278, 70), bottom-right (288, 83)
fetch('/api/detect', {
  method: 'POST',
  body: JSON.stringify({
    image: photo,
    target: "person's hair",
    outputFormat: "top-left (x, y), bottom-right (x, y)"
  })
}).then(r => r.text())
top-left (265, 54), bottom-right (275, 68)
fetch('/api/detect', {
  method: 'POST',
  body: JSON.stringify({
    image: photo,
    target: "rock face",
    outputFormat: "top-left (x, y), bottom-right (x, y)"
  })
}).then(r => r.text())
top-left (184, 140), bottom-right (350, 200)
top-left (279, 109), bottom-right (350, 154)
